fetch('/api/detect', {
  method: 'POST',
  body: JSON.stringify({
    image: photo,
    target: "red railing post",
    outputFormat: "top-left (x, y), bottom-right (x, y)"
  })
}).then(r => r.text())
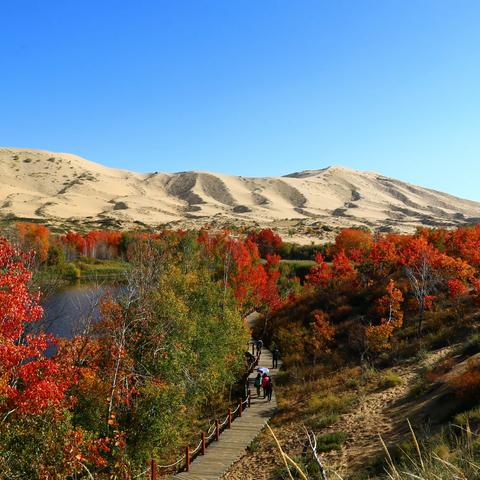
top-left (239, 399), bottom-right (243, 417)
top-left (228, 408), bottom-right (232, 428)
top-left (201, 431), bottom-right (206, 455)
top-left (150, 459), bottom-right (157, 480)
top-left (215, 419), bottom-right (220, 441)
top-left (248, 389), bottom-right (251, 408)
top-left (185, 445), bottom-right (190, 472)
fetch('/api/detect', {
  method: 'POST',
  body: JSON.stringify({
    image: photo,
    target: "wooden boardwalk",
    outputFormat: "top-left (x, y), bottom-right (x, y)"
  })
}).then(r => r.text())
top-left (175, 347), bottom-right (279, 480)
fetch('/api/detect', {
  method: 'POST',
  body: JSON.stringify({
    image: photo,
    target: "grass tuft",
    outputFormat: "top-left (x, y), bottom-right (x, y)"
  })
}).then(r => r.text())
top-left (378, 372), bottom-right (404, 389)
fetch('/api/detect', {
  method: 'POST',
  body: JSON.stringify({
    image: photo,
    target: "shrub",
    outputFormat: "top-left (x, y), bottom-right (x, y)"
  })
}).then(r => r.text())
top-left (316, 431), bottom-right (348, 452)
top-left (307, 393), bottom-right (354, 416)
top-left (454, 405), bottom-right (480, 428)
top-left (46, 245), bottom-right (65, 267)
top-left (247, 437), bottom-right (261, 453)
top-left (63, 263), bottom-right (81, 281)
top-left (307, 414), bottom-right (339, 430)
top-left (378, 372), bottom-right (404, 389)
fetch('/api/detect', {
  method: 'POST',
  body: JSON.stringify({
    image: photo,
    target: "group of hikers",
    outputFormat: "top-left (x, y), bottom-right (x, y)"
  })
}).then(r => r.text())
top-left (254, 371), bottom-right (273, 401)
top-left (248, 339), bottom-right (281, 403)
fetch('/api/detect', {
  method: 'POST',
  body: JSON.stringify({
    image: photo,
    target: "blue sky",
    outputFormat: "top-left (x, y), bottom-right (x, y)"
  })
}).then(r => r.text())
top-left (1, 1), bottom-right (480, 200)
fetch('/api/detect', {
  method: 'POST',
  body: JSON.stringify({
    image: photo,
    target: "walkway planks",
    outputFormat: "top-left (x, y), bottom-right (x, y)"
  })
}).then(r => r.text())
top-left (175, 347), bottom-right (279, 480)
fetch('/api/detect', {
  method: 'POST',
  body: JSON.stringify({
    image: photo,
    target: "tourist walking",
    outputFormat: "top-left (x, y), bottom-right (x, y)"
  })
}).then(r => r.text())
top-left (272, 347), bottom-right (280, 368)
top-left (256, 339), bottom-right (263, 356)
top-left (261, 373), bottom-right (269, 398)
top-left (265, 376), bottom-right (273, 402)
top-left (254, 372), bottom-right (262, 397)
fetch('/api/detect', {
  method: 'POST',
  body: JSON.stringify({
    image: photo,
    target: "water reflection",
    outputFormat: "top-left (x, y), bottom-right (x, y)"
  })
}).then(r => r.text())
top-left (42, 283), bottom-right (118, 339)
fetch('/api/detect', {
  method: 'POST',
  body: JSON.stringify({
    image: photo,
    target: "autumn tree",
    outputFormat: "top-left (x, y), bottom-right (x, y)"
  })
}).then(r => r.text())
top-left (398, 238), bottom-right (442, 333)
top-left (306, 310), bottom-right (336, 365)
top-left (16, 222), bottom-right (50, 263)
top-left (399, 237), bottom-right (474, 332)
top-left (445, 225), bottom-right (480, 267)
top-left (61, 231), bottom-right (86, 260)
top-left (369, 234), bottom-right (400, 278)
top-left (365, 279), bottom-right (404, 354)
top-left (0, 237), bottom-right (105, 478)
top-left (334, 228), bottom-right (373, 262)
top-left (305, 253), bottom-right (333, 288)
top-left (306, 250), bottom-right (357, 292)
top-left (247, 228), bottom-right (283, 257)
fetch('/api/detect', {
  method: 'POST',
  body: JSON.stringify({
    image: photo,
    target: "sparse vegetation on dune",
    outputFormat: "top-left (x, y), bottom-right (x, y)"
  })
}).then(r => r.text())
top-left (2, 147), bottom-right (480, 244)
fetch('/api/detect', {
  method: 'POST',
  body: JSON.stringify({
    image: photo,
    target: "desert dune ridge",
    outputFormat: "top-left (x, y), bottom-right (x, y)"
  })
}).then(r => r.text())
top-left (1, 147), bottom-right (479, 243)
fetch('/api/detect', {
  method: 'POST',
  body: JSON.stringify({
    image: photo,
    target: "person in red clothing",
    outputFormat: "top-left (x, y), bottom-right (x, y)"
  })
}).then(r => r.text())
top-left (265, 376), bottom-right (273, 402)
top-left (261, 373), bottom-right (269, 399)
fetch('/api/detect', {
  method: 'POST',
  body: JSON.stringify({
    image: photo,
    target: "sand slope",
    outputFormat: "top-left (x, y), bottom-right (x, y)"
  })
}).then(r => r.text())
top-left (1, 147), bottom-right (479, 240)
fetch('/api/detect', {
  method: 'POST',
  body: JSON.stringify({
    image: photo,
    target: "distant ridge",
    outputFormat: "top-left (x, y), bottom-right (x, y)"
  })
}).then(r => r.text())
top-left (1, 147), bottom-right (479, 242)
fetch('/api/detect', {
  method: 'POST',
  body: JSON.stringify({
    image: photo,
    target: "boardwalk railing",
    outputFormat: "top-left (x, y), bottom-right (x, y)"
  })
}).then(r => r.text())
top-left (148, 348), bottom-right (260, 479)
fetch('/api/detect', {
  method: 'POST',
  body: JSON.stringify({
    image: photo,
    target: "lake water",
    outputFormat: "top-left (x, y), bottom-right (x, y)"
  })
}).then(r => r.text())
top-left (42, 284), bottom-right (117, 338)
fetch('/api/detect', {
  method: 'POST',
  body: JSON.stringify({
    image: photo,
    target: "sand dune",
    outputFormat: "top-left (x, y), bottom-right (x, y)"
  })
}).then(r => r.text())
top-left (1, 147), bottom-right (479, 242)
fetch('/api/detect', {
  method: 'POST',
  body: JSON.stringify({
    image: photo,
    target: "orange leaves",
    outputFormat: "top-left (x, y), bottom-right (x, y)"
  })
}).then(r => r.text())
top-left (445, 225), bottom-right (480, 267)
top-left (60, 230), bottom-right (123, 259)
top-left (64, 429), bottom-right (110, 469)
top-left (334, 228), bottom-right (373, 262)
top-left (311, 310), bottom-right (336, 345)
top-left (369, 235), bottom-right (399, 276)
top-left (365, 323), bottom-right (397, 352)
top-left (305, 253), bottom-right (332, 287)
top-left (61, 231), bottom-right (86, 256)
top-left (306, 310), bottom-right (336, 364)
top-left (16, 222), bottom-right (50, 263)
top-left (198, 231), bottom-right (286, 313)
top-left (366, 279), bottom-right (404, 353)
top-left (376, 279), bottom-right (404, 322)
top-left (332, 250), bottom-right (357, 283)
top-left (306, 250), bottom-right (357, 291)
top-left (448, 279), bottom-right (468, 299)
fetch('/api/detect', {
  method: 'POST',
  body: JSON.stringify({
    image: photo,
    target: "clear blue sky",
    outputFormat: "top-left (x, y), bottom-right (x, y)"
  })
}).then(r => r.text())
top-left (1, 1), bottom-right (480, 200)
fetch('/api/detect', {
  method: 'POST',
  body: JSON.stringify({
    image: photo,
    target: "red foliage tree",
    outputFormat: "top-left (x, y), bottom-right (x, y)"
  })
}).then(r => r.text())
top-left (448, 278), bottom-right (468, 299)
top-left (16, 222), bottom-right (50, 263)
top-left (369, 234), bottom-right (400, 277)
top-left (0, 237), bottom-right (74, 414)
top-left (446, 225), bottom-right (480, 267)
top-left (305, 253), bottom-right (333, 287)
top-left (332, 250), bottom-right (357, 285)
top-left (247, 229), bottom-right (283, 257)
top-left (334, 228), bottom-right (373, 262)
top-left (61, 231), bottom-right (87, 259)
top-left (365, 279), bottom-right (404, 353)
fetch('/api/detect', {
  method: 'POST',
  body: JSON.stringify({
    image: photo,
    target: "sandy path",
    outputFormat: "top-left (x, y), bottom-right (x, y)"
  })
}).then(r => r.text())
top-left (223, 347), bottom-right (453, 479)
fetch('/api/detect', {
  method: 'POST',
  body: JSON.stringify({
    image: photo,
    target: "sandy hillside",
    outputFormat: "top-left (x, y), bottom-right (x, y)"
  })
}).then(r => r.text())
top-left (1, 147), bottom-right (479, 240)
